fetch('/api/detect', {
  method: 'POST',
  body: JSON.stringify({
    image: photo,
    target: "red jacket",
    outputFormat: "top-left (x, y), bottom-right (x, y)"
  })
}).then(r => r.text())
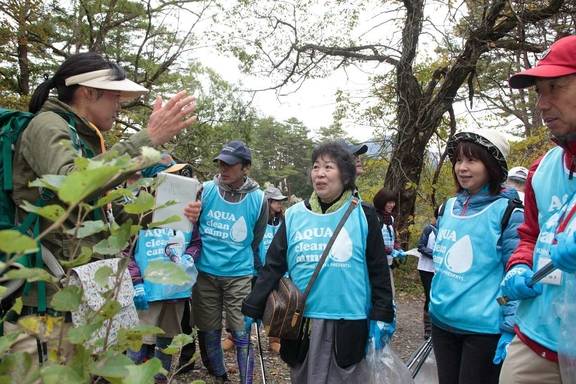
top-left (506, 137), bottom-right (576, 361)
top-left (507, 139), bottom-right (576, 270)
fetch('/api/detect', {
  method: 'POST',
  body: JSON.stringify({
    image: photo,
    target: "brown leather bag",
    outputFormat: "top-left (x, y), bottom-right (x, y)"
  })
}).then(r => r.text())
top-left (262, 197), bottom-right (359, 340)
top-left (263, 277), bottom-right (304, 339)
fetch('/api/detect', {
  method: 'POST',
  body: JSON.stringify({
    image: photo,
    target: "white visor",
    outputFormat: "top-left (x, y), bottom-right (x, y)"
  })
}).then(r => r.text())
top-left (65, 69), bottom-right (148, 101)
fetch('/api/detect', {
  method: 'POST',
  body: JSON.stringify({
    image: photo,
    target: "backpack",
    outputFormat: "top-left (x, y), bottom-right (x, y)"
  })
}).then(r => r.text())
top-left (438, 197), bottom-right (523, 232)
top-left (0, 109), bottom-right (35, 231)
top-left (0, 108), bottom-right (83, 309)
top-left (0, 108), bottom-right (86, 232)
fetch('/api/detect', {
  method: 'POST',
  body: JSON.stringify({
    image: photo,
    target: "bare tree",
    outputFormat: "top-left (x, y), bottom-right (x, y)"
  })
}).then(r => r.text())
top-left (225, 0), bottom-right (566, 241)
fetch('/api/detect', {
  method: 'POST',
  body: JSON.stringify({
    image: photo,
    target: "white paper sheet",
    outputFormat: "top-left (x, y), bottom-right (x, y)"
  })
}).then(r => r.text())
top-left (152, 172), bottom-right (200, 232)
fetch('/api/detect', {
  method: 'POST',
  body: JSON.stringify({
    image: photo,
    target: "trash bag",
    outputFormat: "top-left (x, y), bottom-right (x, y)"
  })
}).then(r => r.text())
top-left (559, 272), bottom-right (576, 384)
top-left (366, 344), bottom-right (414, 384)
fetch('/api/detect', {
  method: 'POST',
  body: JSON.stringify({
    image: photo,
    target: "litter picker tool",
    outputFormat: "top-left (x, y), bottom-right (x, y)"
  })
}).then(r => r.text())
top-left (407, 337), bottom-right (433, 379)
top-left (496, 261), bottom-right (556, 305)
top-left (256, 321), bottom-right (268, 384)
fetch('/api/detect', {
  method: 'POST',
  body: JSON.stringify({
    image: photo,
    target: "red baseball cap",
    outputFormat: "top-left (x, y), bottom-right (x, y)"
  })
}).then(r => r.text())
top-left (509, 35), bottom-right (576, 89)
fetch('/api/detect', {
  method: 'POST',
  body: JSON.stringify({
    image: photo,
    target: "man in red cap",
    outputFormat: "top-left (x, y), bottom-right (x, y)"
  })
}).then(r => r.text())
top-left (500, 35), bottom-right (576, 383)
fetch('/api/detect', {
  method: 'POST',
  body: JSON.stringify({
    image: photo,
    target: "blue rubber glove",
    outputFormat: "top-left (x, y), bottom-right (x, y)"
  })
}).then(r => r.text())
top-left (244, 316), bottom-right (255, 333)
top-left (133, 283), bottom-right (149, 310)
top-left (551, 232), bottom-right (576, 273)
top-left (493, 332), bottom-right (515, 364)
top-left (368, 320), bottom-right (396, 351)
top-left (501, 264), bottom-right (543, 301)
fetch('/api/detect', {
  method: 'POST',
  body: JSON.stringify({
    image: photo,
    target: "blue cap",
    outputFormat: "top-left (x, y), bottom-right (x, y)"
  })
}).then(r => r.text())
top-left (213, 140), bottom-right (252, 165)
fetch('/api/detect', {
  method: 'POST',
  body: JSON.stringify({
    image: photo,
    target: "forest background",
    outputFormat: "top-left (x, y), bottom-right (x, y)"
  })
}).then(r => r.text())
top-left (1, 0), bottom-right (575, 247)
top-left (1, 1), bottom-right (576, 381)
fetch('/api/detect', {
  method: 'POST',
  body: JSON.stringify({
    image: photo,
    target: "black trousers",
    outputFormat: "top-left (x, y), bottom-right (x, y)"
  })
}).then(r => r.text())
top-left (418, 270), bottom-right (434, 312)
top-left (431, 324), bottom-right (501, 384)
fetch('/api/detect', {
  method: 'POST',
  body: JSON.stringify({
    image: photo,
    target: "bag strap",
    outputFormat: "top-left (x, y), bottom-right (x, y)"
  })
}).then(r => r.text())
top-left (301, 196), bottom-right (359, 301)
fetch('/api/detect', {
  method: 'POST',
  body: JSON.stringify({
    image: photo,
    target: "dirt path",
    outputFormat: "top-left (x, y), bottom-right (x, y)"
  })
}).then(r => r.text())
top-left (175, 294), bottom-right (426, 384)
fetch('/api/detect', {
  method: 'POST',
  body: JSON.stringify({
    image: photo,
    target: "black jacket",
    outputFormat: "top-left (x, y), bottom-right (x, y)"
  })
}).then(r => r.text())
top-left (242, 199), bottom-right (394, 323)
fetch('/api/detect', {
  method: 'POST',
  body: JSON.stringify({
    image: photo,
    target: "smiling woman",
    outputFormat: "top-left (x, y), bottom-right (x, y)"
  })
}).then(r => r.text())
top-left (242, 141), bottom-right (395, 384)
top-left (428, 129), bottom-right (524, 384)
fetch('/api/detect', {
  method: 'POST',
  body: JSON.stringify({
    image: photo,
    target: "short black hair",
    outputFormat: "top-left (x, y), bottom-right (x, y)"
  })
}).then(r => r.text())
top-left (311, 141), bottom-right (356, 191)
top-left (451, 141), bottom-right (502, 195)
top-left (373, 188), bottom-right (397, 212)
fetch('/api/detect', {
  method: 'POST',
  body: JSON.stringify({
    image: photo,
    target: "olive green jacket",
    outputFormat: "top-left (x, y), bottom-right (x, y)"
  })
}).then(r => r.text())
top-left (11, 99), bottom-right (153, 306)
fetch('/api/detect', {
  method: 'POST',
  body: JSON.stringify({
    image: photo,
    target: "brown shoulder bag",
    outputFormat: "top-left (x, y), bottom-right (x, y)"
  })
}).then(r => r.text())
top-left (262, 197), bottom-right (359, 340)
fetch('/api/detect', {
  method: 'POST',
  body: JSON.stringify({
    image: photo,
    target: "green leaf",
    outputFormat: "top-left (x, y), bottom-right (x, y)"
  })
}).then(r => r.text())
top-left (153, 199), bottom-right (177, 210)
top-left (74, 156), bottom-right (90, 171)
top-left (130, 225), bottom-right (142, 237)
top-left (95, 189), bottom-right (133, 208)
top-left (0, 351), bottom-right (39, 383)
top-left (94, 265), bottom-right (114, 288)
top-left (144, 261), bottom-right (191, 286)
top-left (90, 352), bottom-right (133, 378)
top-left (20, 201), bottom-right (66, 222)
top-left (117, 325), bottom-right (165, 352)
top-left (11, 297), bottom-right (22, 315)
top-left (65, 220), bottom-right (108, 239)
top-left (140, 147), bottom-right (162, 164)
top-left (99, 299), bottom-right (121, 320)
top-left (122, 358), bottom-right (164, 384)
top-left (40, 364), bottom-right (86, 384)
top-left (28, 174), bottom-right (66, 192)
top-left (0, 332), bottom-right (21, 356)
top-left (0, 230), bottom-right (37, 255)
top-left (50, 286), bottom-right (82, 312)
top-left (162, 333), bottom-right (194, 355)
top-left (4, 268), bottom-right (57, 284)
top-left (67, 345), bottom-right (92, 382)
top-left (123, 191), bottom-right (155, 214)
top-left (147, 214), bottom-right (181, 228)
top-left (92, 221), bottom-right (131, 256)
top-left (67, 322), bottom-right (102, 344)
top-left (59, 247), bottom-right (92, 269)
top-left (58, 166), bottom-right (120, 205)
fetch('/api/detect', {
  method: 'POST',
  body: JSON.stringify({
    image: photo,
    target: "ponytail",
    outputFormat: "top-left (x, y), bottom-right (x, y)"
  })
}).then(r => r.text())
top-left (28, 52), bottom-right (126, 113)
top-left (29, 78), bottom-right (56, 113)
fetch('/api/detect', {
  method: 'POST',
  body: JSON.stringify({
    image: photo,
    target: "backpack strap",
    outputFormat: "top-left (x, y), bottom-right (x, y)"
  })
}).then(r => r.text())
top-left (501, 198), bottom-right (523, 231)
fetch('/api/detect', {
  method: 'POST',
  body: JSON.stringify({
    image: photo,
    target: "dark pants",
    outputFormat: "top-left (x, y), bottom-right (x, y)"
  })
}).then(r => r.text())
top-left (419, 270), bottom-right (434, 337)
top-left (431, 324), bottom-right (501, 384)
top-left (419, 270), bottom-right (434, 312)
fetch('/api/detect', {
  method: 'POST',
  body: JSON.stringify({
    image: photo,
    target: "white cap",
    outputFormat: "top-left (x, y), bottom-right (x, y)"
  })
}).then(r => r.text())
top-left (508, 166), bottom-right (528, 182)
top-left (447, 129), bottom-right (510, 182)
top-left (264, 186), bottom-right (287, 201)
top-left (65, 69), bottom-right (148, 101)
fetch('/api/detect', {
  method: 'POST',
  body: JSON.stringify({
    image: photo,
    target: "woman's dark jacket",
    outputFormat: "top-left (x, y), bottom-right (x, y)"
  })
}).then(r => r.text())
top-left (242, 199), bottom-right (394, 323)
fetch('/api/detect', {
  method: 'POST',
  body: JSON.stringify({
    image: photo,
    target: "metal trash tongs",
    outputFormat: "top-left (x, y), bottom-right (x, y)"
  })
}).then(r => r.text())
top-left (496, 261), bottom-right (556, 305)
top-left (246, 320), bottom-right (267, 384)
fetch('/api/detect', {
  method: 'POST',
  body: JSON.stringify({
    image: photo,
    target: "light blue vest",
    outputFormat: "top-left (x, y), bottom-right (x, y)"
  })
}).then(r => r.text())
top-left (430, 197), bottom-right (508, 334)
top-left (258, 223), bottom-right (280, 266)
top-left (516, 146), bottom-right (576, 350)
top-left (196, 181), bottom-right (264, 277)
top-left (285, 199), bottom-right (370, 320)
top-left (135, 228), bottom-right (196, 301)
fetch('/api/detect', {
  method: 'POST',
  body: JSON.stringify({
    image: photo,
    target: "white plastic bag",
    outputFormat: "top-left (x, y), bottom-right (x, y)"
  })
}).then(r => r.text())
top-left (366, 344), bottom-right (415, 384)
top-left (559, 272), bottom-right (576, 384)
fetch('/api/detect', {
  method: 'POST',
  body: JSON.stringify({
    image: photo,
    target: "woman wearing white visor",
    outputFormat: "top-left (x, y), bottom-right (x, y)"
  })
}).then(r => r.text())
top-left (7, 51), bottom-right (197, 366)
